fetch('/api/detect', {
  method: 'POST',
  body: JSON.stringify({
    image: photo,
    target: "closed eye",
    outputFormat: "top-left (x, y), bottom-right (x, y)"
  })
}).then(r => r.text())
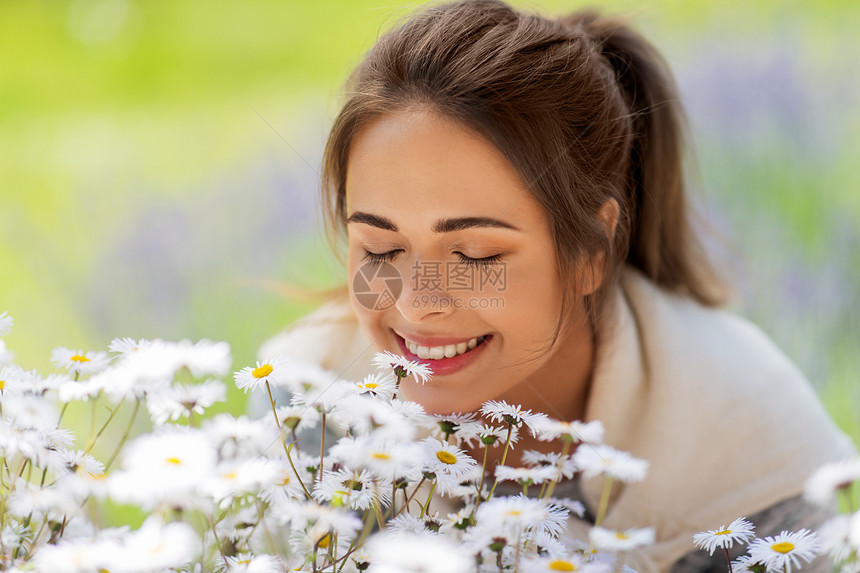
top-left (455, 252), bottom-right (503, 268)
top-left (361, 249), bottom-right (503, 268)
top-left (362, 249), bottom-right (403, 266)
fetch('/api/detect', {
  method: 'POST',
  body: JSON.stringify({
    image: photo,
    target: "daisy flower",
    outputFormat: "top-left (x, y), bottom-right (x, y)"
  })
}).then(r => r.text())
top-left (51, 347), bottom-right (111, 375)
top-left (290, 379), bottom-right (354, 414)
top-left (495, 465), bottom-right (559, 486)
top-left (804, 457), bottom-right (860, 506)
top-left (388, 512), bottom-right (439, 537)
top-left (434, 465), bottom-right (484, 498)
top-left (202, 457), bottom-right (283, 506)
top-left (54, 448), bottom-right (106, 478)
top-left (352, 371), bottom-right (398, 400)
top-left (372, 350), bottom-right (433, 384)
top-left (460, 423), bottom-right (520, 450)
top-left (572, 444), bottom-right (649, 483)
top-left (233, 356), bottom-right (291, 393)
top-left (108, 426), bottom-right (217, 510)
top-left (7, 480), bottom-right (84, 517)
top-left (312, 467), bottom-right (389, 511)
top-left (0, 311), bottom-right (13, 336)
top-left (121, 517), bottom-right (200, 572)
top-left (816, 514), bottom-right (855, 563)
top-left (475, 495), bottom-right (569, 538)
top-left (731, 554), bottom-right (769, 573)
top-left (365, 532), bottom-right (473, 573)
top-left (747, 529), bottom-right (820, 573)
top-left (549, 497), bottom-right (586, 518)
top-left (693, 517), bottom-right (756, 555)
top-left (2, 393), bottom-right (58, 429)
top-left (421, 437), bottom-right (478, 479)
top-left (428, 411), bottom-right (480, 439)
top-left (0, 339), bottom-right (13, 366)
top-left (31, 537), bottom-right (122, 573)
top-left (332, 395), bottom-right (422, 442)
top-left (521, 450), bottom-right (578, 480)
top-left (217, 553), bottom-right (283, 573)
top-left (521, 554), bottom-right (587, 573)
top-left (481, 400), bottom-right (548, 435)
top-left (0, 366), bottom-right (33, 396)
top-left (108, 337), bottom-right (154, 355)
top-left (534, 418), bottom-right (605, 445)
top-left (328, 436), bottom-right (422, 480)
top-left (145, 379), bottom-right (226, 424)
top-left (170, 338), bottom-right (231, 378)
top-left (589, 526), bottom-right (656, 553)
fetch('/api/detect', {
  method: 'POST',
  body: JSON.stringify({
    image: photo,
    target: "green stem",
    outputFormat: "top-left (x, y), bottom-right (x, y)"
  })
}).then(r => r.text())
top-left (419, 481), bottom-right (437, 518)
top-left (266, 382), bottom-right (312, 500)
top-left (487, 423), bottom-right (514, 500)
top-left (85, 398), bottom-right (124, 454)
top-left (105, 399), bottom-right (140, 471)
top-left (543, 440), bottom-right (572, 500)
top-left (594, 476), bottom-right (614, 527)
top-left (473, 443), bottom-right (490, 515)
top-left (319, 410), bottom-right (326, 484)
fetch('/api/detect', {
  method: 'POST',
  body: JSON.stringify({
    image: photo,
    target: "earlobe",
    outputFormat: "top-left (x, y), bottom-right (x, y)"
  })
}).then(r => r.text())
top-left (598, 198), bottom-right (619, 241)
top-left (577, 199), bottom-right (620, 296)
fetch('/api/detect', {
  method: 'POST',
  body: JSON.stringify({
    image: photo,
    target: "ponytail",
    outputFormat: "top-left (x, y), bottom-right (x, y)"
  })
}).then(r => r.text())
top-left (560, 9), bottom-right (727, 306)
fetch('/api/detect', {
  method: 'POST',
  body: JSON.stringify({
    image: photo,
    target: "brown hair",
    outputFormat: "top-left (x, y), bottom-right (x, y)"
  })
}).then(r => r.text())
top-left (320, 0), bottom-right (726, 336)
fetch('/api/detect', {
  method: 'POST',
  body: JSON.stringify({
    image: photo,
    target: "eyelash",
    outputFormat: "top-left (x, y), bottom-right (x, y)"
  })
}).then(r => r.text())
top-left (361, 249), bottom-right (503, 268)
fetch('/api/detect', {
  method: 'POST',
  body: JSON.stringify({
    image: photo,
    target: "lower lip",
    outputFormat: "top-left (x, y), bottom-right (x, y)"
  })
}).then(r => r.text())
top-left (394, 332), bottom-right (492, 376)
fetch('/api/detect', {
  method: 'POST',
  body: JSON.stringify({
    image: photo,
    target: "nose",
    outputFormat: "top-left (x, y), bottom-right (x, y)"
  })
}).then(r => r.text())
top-left (394, 258), bottom-right (455, 322)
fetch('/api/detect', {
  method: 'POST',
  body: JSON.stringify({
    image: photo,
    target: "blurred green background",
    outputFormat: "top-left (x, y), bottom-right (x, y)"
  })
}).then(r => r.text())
top-left (1, 0), bottom-right (858, 445)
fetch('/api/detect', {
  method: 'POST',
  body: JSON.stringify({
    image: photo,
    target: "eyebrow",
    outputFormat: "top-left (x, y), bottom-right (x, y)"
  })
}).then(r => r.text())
top-left (346, 211), bottom-right (519, 233)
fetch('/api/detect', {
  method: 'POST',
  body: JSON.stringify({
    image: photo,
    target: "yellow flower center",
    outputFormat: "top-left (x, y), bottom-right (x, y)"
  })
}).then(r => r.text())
top-left (372, 452), bottom-right (391, 460)
top-left (222, 472), bottom-right (238, 479)
top-left (615, 532), bottom-right (629, 540)
top-left (715, 530), bottom-right (732, 535)
top-left (772, 542), bottom-right (795, 554)
top-left (549, 561), bottom-right (577, 571)
top-left (165, 457), bottom-right (182, 465)
top-left (237, 560), bottom-right (251, 565)
top-left (278, 475), bottom-right (291, 486)
top-left (0, 380), bottom-right (4, 390)
top-left (317, 533), bottom-right (331, 549)
top-left (362, 383), bottom-right (379, 389)
top-left (71, 355), bottom-right (90, 363)
top-left (436, 450), bottom-right (457, 464)
top-left (252, 364), bottom-right (273, 378)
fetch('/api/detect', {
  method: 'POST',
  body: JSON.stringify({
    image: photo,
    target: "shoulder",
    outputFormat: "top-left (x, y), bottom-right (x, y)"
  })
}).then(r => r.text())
top-left (619, 266), bottom-right (793, 383)
top-left (585, 266), bottom-right (854, 564)
top-left (258, 296), bottom-right (379, 383)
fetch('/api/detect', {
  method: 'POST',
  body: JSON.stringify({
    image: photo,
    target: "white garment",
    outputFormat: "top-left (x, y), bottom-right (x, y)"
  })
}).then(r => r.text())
top-left (259, 266), bottom-right (856, 572)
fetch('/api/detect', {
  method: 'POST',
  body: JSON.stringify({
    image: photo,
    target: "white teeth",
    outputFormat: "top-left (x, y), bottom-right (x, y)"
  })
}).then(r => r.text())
top-left (404, 336), bottom-right (484, 360)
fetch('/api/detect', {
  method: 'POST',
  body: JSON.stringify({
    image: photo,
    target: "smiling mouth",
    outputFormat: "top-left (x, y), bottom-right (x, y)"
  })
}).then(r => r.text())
top-left (401, 335), bottom-right (489, 360)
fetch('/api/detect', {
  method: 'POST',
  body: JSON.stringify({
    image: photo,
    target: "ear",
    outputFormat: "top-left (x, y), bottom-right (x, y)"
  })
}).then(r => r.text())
top-left (577, 199), bottom-right (620, 296)
top-left (598, 198), bottom-right (619, 241)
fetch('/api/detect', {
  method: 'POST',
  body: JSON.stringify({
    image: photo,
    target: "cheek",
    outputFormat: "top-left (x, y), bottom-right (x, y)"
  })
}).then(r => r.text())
top-left (496, 258), bottom-right (565, 337)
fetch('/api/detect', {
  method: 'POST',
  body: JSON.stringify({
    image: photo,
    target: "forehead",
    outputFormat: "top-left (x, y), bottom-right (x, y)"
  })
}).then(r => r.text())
top-left (345, 110), bottom-right (546, 227)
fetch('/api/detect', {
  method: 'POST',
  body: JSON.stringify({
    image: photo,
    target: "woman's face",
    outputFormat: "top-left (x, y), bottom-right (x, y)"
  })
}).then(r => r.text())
top-left (345, 109), bottom-right (594, 416)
